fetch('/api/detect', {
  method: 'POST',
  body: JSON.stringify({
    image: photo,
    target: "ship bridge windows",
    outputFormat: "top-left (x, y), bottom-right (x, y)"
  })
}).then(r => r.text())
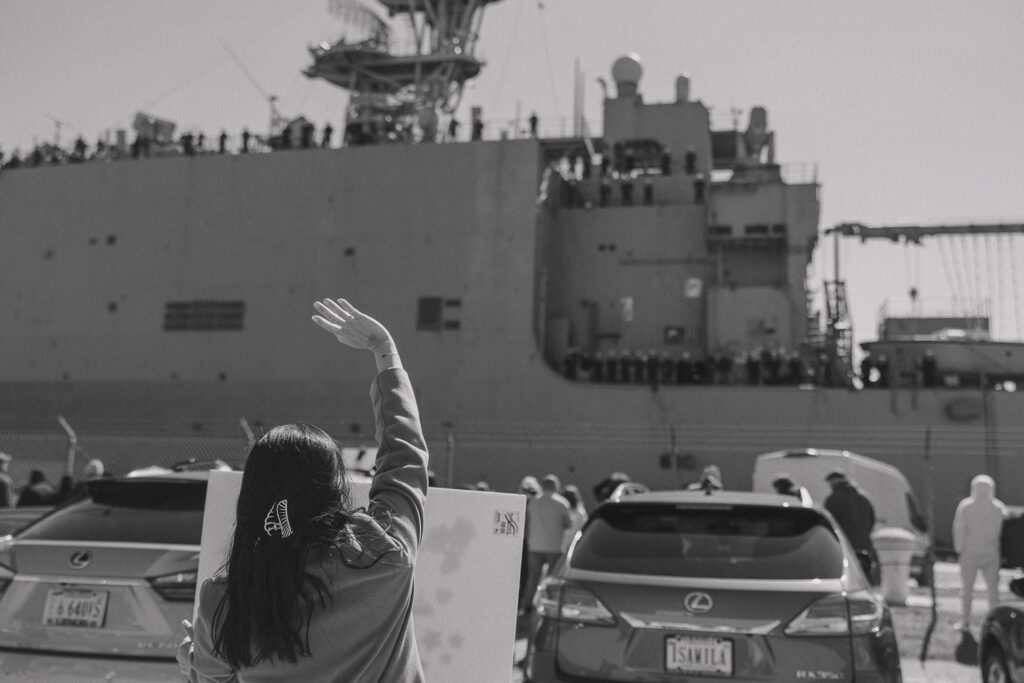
top-left (417, 297), bottom-right (443, 331)
top-left (707, 224), bottom-right (787, 241)
top-left (417, 296), bottom-right (462, 331)
top-left (164, 300), bottom-right (245, 331)
top-left (612, 138), bottom-right (666, 175)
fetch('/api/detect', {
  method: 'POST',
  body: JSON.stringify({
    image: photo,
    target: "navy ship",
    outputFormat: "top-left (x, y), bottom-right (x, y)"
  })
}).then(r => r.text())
top-left (2, 0), bottom-right (1022, 549)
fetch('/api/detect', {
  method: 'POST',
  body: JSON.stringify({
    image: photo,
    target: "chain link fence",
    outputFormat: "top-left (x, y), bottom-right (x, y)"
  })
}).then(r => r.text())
top-left (0, 430), bottom-right (251, 497)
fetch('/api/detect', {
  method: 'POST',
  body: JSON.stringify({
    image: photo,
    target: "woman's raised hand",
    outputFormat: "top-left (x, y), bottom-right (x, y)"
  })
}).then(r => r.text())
top-left (312, 298), bottom-right (396, 355)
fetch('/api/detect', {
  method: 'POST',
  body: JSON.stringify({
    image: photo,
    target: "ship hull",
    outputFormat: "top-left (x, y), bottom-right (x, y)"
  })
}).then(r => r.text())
top-left (2, 142), bottom-right (1021, 547)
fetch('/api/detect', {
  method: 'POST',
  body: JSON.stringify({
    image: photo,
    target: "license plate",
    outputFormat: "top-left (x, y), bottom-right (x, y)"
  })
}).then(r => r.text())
top-left (43, 589), bottom-right (109, 628)
top-left (665, 635), bottom-right (733, 676)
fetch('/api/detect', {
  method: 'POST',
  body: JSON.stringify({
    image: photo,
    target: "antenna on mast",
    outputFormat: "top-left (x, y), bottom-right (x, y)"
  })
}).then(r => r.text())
top-left (219, 38), bottom-right (285, 139)
top-left (45, 114), bottom-right (71, 147)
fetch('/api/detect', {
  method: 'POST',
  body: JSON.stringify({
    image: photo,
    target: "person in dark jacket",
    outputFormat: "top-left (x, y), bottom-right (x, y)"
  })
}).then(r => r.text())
top-left (18, 470), bottom-right (59, 506)
top-left (824, 471), bottom-right (877, 582)
top-left (57, 458), bottom-right (108, 504)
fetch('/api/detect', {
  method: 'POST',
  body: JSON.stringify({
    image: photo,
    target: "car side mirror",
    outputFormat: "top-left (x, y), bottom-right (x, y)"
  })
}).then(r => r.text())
top-left (1010, 577), bottom-right (1024, 598)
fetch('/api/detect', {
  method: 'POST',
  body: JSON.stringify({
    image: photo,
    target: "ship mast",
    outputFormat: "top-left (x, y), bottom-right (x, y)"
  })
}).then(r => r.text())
top-left (305, 0), bottom-right (501, 144)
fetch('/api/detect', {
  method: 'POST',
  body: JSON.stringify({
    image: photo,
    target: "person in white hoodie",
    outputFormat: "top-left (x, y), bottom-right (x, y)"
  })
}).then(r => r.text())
top-left (952, 474), bottom-right (1007, 631)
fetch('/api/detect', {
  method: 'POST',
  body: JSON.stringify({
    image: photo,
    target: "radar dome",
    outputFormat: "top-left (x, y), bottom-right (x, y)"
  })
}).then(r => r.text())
top-left (611, 54), bottom-right (642, 97)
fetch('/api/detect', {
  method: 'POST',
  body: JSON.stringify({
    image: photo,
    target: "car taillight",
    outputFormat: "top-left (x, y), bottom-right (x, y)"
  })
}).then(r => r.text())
top-left (784, 590), bottom-right (884, 636)
top-left (148, 570), bottom-right (198, 602)
top-left (533, 578), bottom-right (615, 626)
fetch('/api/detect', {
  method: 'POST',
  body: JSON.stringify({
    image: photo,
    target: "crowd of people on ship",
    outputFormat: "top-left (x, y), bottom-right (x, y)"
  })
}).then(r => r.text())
top-left (0, 120), bottom-right (344, 171)
top-left (859, 349), bottom-right (940, 388)
top-left (557, 346), bottom-right (815, 388)
top-left (555, 143), bottom-right (707, 208)
top-left (556, 344), bottom-right (969, 391)
top-left (0, 110), bottom-right (551, 172)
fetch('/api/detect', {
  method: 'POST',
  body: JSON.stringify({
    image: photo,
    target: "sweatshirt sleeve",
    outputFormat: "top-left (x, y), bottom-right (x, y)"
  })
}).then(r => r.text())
top-left (367, 368), bottom-right (429, 558)
top-left (178, 580), bottom-right (238, 683)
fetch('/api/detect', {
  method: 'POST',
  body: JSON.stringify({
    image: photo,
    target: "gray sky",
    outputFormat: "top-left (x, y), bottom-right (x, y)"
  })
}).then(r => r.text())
top-left (3, 0), bottom-right (1023, 344)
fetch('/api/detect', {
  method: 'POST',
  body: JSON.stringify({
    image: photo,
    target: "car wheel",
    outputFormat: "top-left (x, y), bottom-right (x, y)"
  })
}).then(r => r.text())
top-left (983, 643), bottom-right (1010, 683)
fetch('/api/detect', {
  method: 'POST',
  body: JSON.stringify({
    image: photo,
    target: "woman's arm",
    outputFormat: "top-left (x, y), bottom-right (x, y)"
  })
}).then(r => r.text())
top-left (177, 581), bottom-right (238, 682)
top-left (367, 368), bottom-right (429, 555)
top-left (312, 298), bottom-right (428, 554)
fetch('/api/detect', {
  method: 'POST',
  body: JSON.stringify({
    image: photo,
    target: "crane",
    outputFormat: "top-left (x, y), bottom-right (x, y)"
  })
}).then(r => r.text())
top-left (819, 222), bottom-right (1024, 386)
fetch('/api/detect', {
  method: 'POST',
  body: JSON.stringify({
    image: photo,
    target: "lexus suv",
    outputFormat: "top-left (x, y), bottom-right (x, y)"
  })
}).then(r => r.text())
top-left (523, 489), bottom-right (902, 682)
top-left (0, 472), bottom-right (207, 681)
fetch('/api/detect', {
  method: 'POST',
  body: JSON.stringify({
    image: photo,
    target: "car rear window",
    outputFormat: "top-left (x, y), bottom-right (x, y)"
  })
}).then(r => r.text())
top-left (16, 479), bottom-right (207, 546)
top-left (571, 503), bottom-right (845, 579)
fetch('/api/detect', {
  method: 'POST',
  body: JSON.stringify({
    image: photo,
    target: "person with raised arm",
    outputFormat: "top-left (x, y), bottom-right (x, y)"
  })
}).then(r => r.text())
top-left (178, 298), bottom-right (428, 682)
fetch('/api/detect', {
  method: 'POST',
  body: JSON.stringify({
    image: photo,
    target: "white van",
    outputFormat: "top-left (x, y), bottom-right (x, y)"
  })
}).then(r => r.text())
top-left (752, 448), bottom-right (931, 584)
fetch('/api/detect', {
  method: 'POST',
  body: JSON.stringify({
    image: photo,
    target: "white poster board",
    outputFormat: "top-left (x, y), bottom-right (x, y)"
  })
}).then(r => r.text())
top-left (197, 471), bottom-right (526, 682)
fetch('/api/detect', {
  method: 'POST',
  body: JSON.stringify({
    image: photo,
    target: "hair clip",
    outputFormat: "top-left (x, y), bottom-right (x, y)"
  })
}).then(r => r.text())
top-left (263, 499), bottom-right (294, 538)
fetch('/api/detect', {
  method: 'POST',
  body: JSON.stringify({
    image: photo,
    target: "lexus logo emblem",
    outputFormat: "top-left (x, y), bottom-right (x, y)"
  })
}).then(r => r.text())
top-left (683, 591), bottom-right (713, 614)
top-left (69, 551), bottom-right (92, 569)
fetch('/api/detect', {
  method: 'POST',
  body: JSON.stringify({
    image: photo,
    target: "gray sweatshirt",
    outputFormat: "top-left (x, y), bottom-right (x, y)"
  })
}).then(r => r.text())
top-left (183, 368), bottom-right (429, 682)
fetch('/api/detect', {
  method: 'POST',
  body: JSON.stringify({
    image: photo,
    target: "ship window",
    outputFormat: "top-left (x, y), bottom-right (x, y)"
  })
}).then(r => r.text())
top-left (164, 301), bottom-right (245, 331)
top-left (444, 298), bottom-right (462, 308)
top-left (443, 320), bottom-right (461, 330)
top-left (710, 224), bottom-right (732, 236)
top-left (744, 224), bottom-right (769, 236)
top-left (417, 297), bottom-right (443, 331)
top-left (772, 223), bottom-right (787, 235)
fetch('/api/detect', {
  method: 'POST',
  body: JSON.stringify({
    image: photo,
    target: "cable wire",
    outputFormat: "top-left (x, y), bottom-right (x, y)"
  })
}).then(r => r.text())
top-left (948, 234), bottom-right (970, 317)
top-left (1011, 234), bottom-right (1023, 339)
top-left (489, 0), bottom-right (524, 114)
top-left (972, 234), bottom-right (984, 330)
top-left (997, 233), bottom-right (1009, 339)
top-left (959, 234), bottom-right (976, 317)
top-left (534, 1), bottom-right (563, 120)
top-left (991, 235), bottom-right (999, 339)
top-left (937, 235), bottom-right (958, 316)
top-left (112, 0), bottom-right (308, 130)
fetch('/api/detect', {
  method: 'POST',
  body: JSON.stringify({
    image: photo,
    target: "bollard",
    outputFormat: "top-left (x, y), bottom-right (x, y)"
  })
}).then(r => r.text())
top-left (870, 526), bottom-right (918, 605)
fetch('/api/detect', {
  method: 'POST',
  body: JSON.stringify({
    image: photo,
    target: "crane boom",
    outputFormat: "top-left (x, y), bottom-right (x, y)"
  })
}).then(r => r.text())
top-left (825, 222), bottom-right (1024, 243)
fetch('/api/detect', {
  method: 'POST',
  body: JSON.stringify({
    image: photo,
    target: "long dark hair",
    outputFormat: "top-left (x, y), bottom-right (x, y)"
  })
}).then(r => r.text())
top-left (211, 423), bottom-right (376, 669)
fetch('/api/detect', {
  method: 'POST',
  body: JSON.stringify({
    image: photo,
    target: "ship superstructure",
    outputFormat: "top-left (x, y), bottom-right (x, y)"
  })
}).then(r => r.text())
top-left (538, 55), bottom-right (821, 387)
top-left (305, 0), bottom-right (499, 143)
